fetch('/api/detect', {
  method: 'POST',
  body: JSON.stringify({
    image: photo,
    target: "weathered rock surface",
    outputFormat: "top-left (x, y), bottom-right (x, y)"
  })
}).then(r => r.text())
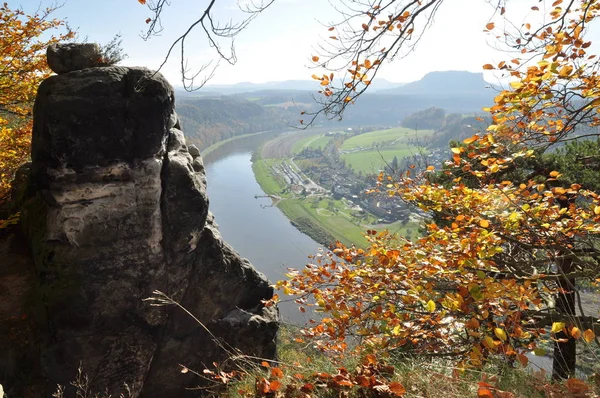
top-left (1, 62), bottom-right (277, 397)
top-left (46, 43), bottom-right (104, 74)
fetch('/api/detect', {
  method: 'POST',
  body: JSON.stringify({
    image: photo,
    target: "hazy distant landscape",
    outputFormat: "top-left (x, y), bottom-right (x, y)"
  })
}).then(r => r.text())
top-left (178, 70), bottom-right (494, 150)
top-left (179, 71), bottom-right (494, 248)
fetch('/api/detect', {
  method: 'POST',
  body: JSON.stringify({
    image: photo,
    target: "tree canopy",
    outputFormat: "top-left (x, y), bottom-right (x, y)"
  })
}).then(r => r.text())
top-left (276, 0), bottom-right (600, 383)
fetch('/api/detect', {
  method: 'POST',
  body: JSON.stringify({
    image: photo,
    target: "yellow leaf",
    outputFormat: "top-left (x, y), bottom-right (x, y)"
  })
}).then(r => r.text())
top-left (594, 205), bottom-right (600, 215)
top-left (451, 147), bottom-right (461, 154)
top-left (484, 336), bottom-right (495, 349)
top-left (549, 170), bottom-right (560, 178)
top-left (463, 135), bottom-right (479, 144)
top-left (583, 329), bottom-right (595, 343)
top-left (558, 65), bottom-right (573, 77)
top-left (479, 219), bottom-right (490, 228)
top-left (426, 300), bottom-right (436, 312)
top-left (494, 328), bottom-right (507, 342)
top-left (551, 322), bottom-right (566, 334)
top-left (510, 81), bottom-right (524, 89)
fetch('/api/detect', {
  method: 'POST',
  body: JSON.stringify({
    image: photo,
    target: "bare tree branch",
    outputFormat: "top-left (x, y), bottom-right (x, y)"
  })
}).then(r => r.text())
top-left (139, 0), bottom-right (275, 90)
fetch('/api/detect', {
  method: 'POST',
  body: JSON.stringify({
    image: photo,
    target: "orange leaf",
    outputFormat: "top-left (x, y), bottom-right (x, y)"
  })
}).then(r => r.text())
top-left (390, 382), bottom-right (406, 396)
top-left (269, 380), bottom-right (282, 392)
top-left (138, 0), bottom-right (146, 4)
top-left (463, 135), bottom-right (479, 144)
top-left (486, 22), bottom-right (495, 30)
top-left (565, 378), bottom-right (590, 394)
top-left (583, 329), bottom-right (595, 343)
top-left (312, 56), bottom-right (320, 62)
top-left (517, 354), bottom-right (529, 367)
top-left (479, 219), bottom-right (490, 228)
top-left (271, 367), bottom-right (284, 379)
top-left (483, 64), bottom-right (494, 70)
top-left (477, 386), bottom-right (494, 398)
top-left (261, 361), bottom-right (270, 368)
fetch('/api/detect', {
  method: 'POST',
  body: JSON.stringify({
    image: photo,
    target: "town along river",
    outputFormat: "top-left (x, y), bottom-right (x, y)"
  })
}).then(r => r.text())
top-left (202, 131), bottom-right (321, 324)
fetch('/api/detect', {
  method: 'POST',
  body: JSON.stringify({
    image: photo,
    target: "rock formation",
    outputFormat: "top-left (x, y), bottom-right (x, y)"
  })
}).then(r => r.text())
top-left (0, 44), bottom-right (278, 397)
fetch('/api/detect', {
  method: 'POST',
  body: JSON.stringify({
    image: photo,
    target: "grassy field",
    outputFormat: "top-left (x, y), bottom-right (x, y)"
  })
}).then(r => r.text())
top-left (341, 127), bottom-right (432, 150)
top-left (307, 135), bottom-right (332, 150)
top-left (291, 133), bottom-right (334, 154)
top-left (341, 148), bottom-right (418, 174)
top-left (251, 158), bottom-right (288, 196)
top-left (278, 198), bottom-right (372, 247)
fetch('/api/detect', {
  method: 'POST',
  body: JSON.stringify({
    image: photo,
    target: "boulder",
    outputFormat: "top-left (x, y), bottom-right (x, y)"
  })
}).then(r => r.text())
top-left (46, 43), bottom-right (104, 74)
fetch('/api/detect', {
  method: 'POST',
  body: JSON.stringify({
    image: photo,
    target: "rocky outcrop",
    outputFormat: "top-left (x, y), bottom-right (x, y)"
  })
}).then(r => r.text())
top-left (1, 45), bottom-right (277, 397)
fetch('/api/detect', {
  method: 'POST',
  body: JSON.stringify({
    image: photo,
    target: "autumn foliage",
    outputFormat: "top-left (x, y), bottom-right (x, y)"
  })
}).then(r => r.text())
top-left (0, 3), bottom-right (73, 203)
top-left (278, 0), bottom-right (600, 386)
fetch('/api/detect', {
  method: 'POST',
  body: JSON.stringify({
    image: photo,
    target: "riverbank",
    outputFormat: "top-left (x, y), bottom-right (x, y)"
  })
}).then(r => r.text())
top-left (200, 129), bottom-right (280, 157)
top-left (252, 144), bottom-right (384, 248)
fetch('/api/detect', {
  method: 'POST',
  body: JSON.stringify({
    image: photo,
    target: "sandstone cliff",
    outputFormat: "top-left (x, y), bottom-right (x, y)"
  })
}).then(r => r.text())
top-left (0, 45), bottom-right (278, 397)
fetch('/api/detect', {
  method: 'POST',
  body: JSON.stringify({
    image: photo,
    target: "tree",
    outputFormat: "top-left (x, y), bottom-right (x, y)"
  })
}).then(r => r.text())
top-left (0, 3), bottom-right (73, 204)
top-left (278, 0), bottom-right (600, 382)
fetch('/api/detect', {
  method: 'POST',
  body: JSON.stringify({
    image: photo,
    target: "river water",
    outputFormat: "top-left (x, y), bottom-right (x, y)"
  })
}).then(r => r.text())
top-left (203, 132), bottom-right (322, 323)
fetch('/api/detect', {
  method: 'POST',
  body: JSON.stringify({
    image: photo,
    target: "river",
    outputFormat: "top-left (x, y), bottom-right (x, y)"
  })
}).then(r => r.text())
top-left (203, 131), bottom-right (322, 324)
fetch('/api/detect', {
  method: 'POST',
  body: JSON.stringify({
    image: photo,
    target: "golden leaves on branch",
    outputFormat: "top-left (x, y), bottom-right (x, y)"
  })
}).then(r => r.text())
top-left (0, 4), bottom-right (73, 202)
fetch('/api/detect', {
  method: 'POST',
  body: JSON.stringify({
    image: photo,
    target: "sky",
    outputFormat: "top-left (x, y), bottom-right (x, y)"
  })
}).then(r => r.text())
top-left (16, 0), bottom-right (600, 88)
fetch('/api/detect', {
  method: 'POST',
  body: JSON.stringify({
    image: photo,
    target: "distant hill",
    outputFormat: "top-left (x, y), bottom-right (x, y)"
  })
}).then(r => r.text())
top-left (178, 78), bottom-right (404, 95)
top-left (175, 71), bottom-right (498, 143)
top-left (380, 71), bottom-right (493, 96)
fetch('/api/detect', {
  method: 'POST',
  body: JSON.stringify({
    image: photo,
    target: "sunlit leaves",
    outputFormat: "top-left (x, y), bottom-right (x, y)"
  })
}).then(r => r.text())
top-left (0, 4), bottom-right (73, 202)
top-left (284, 0), bottom-right (600, 382)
